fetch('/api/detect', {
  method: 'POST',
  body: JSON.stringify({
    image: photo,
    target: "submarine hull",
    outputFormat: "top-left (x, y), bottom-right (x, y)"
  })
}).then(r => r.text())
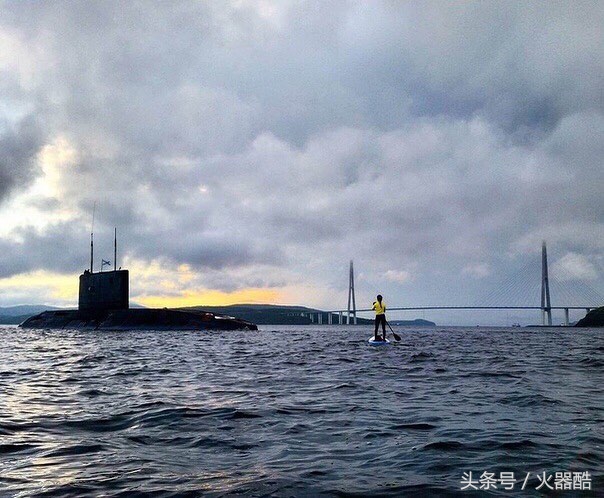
top-left (20, 308), bottom-right (258, 331)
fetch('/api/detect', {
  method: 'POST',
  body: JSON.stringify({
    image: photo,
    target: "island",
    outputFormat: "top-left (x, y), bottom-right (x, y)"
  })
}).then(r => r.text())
top-left (575, 307), bottom-right (604, 327)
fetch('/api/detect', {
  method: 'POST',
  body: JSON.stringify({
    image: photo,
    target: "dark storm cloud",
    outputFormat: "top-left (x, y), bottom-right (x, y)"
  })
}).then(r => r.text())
top-left (127, 227), bottom-right (284, 270)
top-left (0, 222), bottom-right (87, 277)
top-left (0, 1), bottom-right (602, 305)
top-left (338, 2), bottom-right (603, 132)
top-left (0, 217), bottom-right (282, 280)
top-left (0, 115), bottom-right (43, 201)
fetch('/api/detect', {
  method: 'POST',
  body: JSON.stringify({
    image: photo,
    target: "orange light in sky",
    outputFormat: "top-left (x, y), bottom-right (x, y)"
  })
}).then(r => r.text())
top-left (0, 271), bottom-right (78, 302)
top-left (136, 288), bottom-right (281, 308)
top-left (0, 270), bottom-right (283, 309)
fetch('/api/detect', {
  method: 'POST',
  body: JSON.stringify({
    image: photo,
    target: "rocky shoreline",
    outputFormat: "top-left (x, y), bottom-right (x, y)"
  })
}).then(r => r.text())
top-left (575, 307), bottom-right (604, 327)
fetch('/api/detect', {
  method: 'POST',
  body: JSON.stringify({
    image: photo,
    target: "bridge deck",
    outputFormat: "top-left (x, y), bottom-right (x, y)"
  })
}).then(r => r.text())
top-left (324, 306), bottom-right (594, 313)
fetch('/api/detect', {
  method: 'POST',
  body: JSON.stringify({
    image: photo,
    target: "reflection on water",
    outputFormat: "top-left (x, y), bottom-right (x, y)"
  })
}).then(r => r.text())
top-left (0, 325), bottom-right (602, 496)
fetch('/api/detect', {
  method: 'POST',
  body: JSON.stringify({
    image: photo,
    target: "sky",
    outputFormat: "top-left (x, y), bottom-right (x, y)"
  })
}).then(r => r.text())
top-left (0, 1), bottom-right (602, 324)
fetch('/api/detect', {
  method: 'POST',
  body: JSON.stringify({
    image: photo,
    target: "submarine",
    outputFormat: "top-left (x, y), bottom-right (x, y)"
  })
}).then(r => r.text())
top-left (20, 229), bottom-right (258, 331)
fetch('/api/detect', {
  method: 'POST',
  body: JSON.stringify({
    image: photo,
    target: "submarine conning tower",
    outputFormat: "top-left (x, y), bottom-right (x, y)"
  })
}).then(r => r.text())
top-left (79, 269), bottom-right (129, 312)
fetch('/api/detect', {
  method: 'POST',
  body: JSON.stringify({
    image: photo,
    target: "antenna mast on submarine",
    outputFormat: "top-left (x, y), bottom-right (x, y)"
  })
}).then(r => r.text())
top-left (90, 202), bottom-right (96, 273)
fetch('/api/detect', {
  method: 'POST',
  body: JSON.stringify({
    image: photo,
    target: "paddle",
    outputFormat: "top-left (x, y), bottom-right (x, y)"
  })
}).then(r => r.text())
top-left (385, 320), bottom-right (401, 341)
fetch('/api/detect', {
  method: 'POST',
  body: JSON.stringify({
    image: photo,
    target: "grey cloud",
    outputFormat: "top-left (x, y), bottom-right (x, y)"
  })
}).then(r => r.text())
top-left (0, 115), bottom-right (43, 201)
top-left (0, 222), bottom-right (87, 277)
top-left (338, 2), bottom-right (603, 132)
top-left (5, 3), bottom-right (603, 134)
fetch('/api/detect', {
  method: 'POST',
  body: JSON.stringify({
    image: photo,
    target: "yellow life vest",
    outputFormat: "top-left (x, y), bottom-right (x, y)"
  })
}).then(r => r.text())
top-left (373, 301), bottom-right (386, 315)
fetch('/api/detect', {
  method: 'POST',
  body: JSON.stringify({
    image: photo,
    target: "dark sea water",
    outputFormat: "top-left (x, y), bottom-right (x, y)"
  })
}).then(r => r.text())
top-left (1, 325), bottom-right (602, 497)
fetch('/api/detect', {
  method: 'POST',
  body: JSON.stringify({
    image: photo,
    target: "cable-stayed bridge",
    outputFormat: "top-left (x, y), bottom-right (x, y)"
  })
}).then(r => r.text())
top-left (308, 243), bottom-right (603, 326)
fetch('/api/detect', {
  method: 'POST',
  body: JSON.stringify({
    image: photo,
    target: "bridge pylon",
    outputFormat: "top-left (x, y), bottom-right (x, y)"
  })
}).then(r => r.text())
top-left (541, 241), bottom-right (552, 325)
top-left (347, 260), bottom-right (357, 324)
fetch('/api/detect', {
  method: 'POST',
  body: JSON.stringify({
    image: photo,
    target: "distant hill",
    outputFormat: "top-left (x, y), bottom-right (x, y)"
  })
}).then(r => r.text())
top-left (179, 304), bottom-right (331, 325)
top-left (0, 315), bottom-right (30, 325)
top-left (0, 305), bottom-right (62, 316)
top-left (0, 305), bottom-right (63, 325)
top-left (388, 319), bottom-right (436, 327)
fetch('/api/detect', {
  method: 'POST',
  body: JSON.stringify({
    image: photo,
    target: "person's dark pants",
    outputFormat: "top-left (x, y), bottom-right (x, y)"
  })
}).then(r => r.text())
top-left (374, 314), bottom-right (386, 339)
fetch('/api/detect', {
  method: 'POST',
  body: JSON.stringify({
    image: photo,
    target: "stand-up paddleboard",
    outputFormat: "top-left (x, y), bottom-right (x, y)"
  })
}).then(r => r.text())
top-left (368, 336), bottom-right (390, 345)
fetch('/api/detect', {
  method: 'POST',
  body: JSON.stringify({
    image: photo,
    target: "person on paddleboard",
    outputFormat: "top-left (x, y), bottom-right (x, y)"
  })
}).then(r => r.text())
top-left (372, 294), bottom-right (387, 341)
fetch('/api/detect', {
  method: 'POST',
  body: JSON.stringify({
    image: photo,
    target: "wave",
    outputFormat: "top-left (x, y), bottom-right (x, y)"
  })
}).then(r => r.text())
top-left (0, 443), bottom-right (38, 454)
top-left (409, 352), bottom-right (435, 362)
top-left (44, 443), bottom-right (104, 457)
top-left (498, 393), bottom-right (563, 407)
top-left (392, 422), bottom-right (437, 431)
